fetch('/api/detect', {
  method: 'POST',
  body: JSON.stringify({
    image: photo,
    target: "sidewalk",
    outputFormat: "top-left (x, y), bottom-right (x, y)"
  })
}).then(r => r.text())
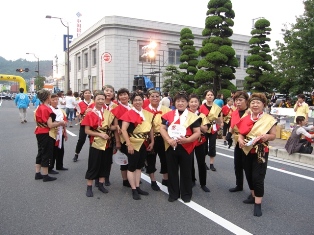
top-left (217, 138), bottom-right (314, 166)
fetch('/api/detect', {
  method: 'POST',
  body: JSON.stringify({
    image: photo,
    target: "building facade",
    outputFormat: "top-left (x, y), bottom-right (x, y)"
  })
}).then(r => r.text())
top-left (68, 16), bottom-right (250, 92)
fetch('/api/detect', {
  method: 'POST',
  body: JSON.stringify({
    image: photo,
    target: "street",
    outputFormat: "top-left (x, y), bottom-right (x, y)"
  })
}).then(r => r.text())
top-left (0, 100), bottom-right (314, 235)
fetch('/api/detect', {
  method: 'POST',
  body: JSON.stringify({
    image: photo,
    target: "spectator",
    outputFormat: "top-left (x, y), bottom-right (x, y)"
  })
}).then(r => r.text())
top-left (160, 92), bottom-right (171, 108)
top-left (65, 90), bottom-right (76, 127)
top-left (14, 88), bottom-right (30, 123)
top-left (214, 93), bottom-right (224, 108)
top-left (294, 94), bottom-right (309, 123)
top-left (285, 116), bottom-right (314, 154)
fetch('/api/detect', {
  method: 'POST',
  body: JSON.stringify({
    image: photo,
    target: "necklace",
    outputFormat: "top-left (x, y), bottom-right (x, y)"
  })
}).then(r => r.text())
top-left (250, 112), bottom-right (264, 122)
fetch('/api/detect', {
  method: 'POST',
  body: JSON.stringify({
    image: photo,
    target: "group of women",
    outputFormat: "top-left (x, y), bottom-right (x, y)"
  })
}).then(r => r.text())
top-left (34, 86), bottom-right (277, 217)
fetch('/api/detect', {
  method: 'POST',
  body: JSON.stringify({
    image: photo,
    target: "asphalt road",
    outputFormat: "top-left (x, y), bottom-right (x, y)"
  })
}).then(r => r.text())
top-left (1, 100), bottom-right (314, 235)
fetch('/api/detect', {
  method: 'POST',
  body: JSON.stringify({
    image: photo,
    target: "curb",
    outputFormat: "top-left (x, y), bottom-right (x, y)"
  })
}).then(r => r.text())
top-left (269, 147), bottom-right (314, 166)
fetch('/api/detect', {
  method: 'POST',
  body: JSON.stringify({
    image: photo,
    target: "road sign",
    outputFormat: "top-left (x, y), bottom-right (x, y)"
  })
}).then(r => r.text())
top-left (103, 52), bottom-right (112, 63)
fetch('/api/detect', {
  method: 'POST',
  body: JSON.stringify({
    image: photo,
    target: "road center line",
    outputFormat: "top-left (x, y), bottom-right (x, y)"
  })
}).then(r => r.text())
top-left (141, 173), bottom-right (252, 235)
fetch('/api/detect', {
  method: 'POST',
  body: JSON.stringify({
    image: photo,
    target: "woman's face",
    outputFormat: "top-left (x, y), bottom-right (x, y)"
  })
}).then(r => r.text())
top-left (118, 92), bottom-right (129, 105)
top-left (95, 94), bottom-right (105, 108)
top-left (249, 100), bottom-right (264, 114)
top-left (132, 95), bottom-right (143, 110)
top-left (188, 97), bottom-right (199, 112)
top-left (235, 97), bottom-right (247, 110)
top-left (149, 92), bottom-right (161, 107)
top-left (83, 90), bottom-right (92, 100)
top-left (103, 87), bottom-right (114, 101)
top-left (50, 97), bottom-right (59, 108)
top-left (205, 91), bottom-right (214, 102)
top-left (175, 97), bottom-right (188, 111)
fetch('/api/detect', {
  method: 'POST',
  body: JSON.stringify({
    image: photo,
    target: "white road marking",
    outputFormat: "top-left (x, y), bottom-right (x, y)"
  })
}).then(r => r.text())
top-left (217, 152), bottom-right (314, 182)
top-left (66, 130), bottom-right (77, 136)
top-left (141, 174), bottom-right (252, 235)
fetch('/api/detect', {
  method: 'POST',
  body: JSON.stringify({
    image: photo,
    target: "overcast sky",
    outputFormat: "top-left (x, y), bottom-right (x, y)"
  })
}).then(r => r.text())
top-left (1, 0), bottom-right (304, 63)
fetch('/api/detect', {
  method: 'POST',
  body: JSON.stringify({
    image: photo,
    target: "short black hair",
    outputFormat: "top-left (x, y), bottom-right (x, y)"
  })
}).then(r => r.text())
top-left (19, 88), bottom-right (24, 93)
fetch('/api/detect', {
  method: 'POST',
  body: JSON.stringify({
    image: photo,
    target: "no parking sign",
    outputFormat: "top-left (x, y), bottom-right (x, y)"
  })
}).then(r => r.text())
top-left (103, 52), bottom-right (112, 63)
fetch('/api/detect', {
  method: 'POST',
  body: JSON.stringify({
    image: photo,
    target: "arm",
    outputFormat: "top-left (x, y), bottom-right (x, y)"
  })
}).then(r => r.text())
top-left (121, 121), bottom-right (134, 154)
top-left (293, 103), bottom-right (298, 112)
top-left (160, 124), bottom-right (177, 149)
top-left (47, 117), bottom-right (65, 128)
top-left (177, 127), bottom-right (201, 145)
top-left (84, 125), bottom-right (109, 140)
top-left (147, 127), bottom-right (155, 151)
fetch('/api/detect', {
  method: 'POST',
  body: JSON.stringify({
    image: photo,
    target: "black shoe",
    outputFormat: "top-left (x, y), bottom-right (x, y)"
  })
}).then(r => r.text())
top-left (243, 194), bottom-right (255, 204)
top-left (98, 183), bottom-right (109, 193)
top-left (210, 164), bottom-right (216, 171)
top-left (73, 154), bottom-right (78, 162)
top-left (48, 169), bottom-right (59, 175)
top-left (192, 181), bottom-right (196, 187)
top-left (151, 181), bottom-right (160, 191)
top-left (24, 120), bottom-right (27, 123)
top-left (123, 180), bottom-right (131, 188)
top-left (56, 167), bottom-right (68, 170)
top-left (35, 172), bottom-right (43, 180)
top-left (205, 164), bottom-right (210, 170)
top-left (254, 203), bottom-right (262, 217)
top-left (182, 197), bottom-right (191, 203)
top-left (162, 179), bottom-right (168, 186)
top-left (132, 189), bottom-right (141, 200)
top-left (224, 141), bottom-right (227, 146)
top-left (201, 185), bottom-right (210, 192)
top-left (95, 179), bottom-right (99, 187)
top-left (105, 178), bottom-right (111, 186)
top-left (229, 186), bottom-right (243, 192)
top-left (136, 187), bottom-right (149, 195)
top-left (168, 197), bottom-right (177, 202)
top-left (43, 175), bottom-right (57, 182)
top-left (86, 185), bottom-right (93, 197)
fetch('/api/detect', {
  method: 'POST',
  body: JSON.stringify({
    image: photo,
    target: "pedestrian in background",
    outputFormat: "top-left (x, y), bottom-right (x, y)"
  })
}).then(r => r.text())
top-left (294, 94), bottom-right (309, 123)
top-left (14, 87), bottom-right (30, 123)
top-left (65, 90), bottom-right (76, 127)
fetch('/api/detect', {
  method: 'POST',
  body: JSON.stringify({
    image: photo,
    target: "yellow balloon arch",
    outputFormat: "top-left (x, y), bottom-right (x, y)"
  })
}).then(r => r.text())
top-left (0, 74), bottom-right (27, 93)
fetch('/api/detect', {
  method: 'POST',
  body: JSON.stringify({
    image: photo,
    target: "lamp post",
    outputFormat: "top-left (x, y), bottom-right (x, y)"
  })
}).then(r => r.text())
top-left (46, 15), bottom-right (70, 91)
top-left (26, 53), bottom-right (39, 78)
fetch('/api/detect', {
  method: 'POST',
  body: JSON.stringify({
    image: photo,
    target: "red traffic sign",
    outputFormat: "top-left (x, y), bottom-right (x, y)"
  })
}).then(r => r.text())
top-left (103, 52), bottom-right (112, 63)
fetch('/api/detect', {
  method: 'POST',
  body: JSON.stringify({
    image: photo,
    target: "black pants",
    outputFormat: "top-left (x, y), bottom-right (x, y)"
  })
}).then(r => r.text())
top-left (36, 134), bottom-right (54, 168)
top-left (205, 132), bottom-right (217, 157)
top-left (166, 145), bottom-right (193, 201)
top-left (223, 121), bottom-right (230, 136)
top-left (191, 142), bottom-right (207, 186)
top-left (233, 143), bottom-right (245, 187)
top-left (120, 143), bottom-right (128, 171)
top-left (127, 144), bottom-right (147, 172)
top-left (75, 125), bottom-right (87, 154)
top-left (85, 147), bottom-right (112, 180)
top-left (146, 136), bottom-right (167, 174)
top-left (50, 137), bottom-right (65, 170)
top-left (244, 152), bottom-right (268, 197)
top-left (104, 147), bottom-right (113, 178)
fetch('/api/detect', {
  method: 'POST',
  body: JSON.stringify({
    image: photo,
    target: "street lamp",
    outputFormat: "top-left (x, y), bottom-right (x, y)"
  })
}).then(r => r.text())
top-left (46, 15), bottom-right (70, 91)
top-left (26, 53), bottom-right (39, 78)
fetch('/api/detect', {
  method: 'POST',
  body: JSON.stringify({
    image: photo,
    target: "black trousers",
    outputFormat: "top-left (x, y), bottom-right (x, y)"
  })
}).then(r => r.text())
top-left (104, 147), bottom-right (113, 178)
top-left (85, 146), bottom-right (112, 180)
top-left (244, 152), bottom-right (269, 197)
top-left (50, 137), bottom-right (65, 170)
top-left (75, 125), bottom-right (88, 154)
top-left (146, 136), bottom-right (167, 174)
top-left (223, 121), bottom-right (230, 136)
top-left (166, 145), bottom-right (193, 201)
top-left (36, 134), bottom-right (54, 168)
top-left (191, 142), bottom-right (207, 186)
top-left (205, 132), bottom-right (217, 157)
top-left (233, 143), bottom-right (245, 187)
top-left (127, 144), bottom-right (147, 172)
top-left (120, 143), bottom-right (128, 171)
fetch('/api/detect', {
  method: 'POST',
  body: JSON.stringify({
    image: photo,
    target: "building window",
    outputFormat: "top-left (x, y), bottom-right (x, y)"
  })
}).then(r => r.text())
top-left (78, 56), bottom-right (81, 71)
top-left (236, 55), bottom-right (241, 68)
top-left (92, 49), bottom-right (97, 66)
top-left (92, 76), bottom-right (97, 90)
top-left (169, 48), bottom-right (182, 65)
top-left (84, 53), bottom-right (88, 69)
top-left (244, 56), bottom-right (248, 68)
top-left (139, 44), bottom-right (155, 63)
top-left (77, 79), bottom-right (81, 93)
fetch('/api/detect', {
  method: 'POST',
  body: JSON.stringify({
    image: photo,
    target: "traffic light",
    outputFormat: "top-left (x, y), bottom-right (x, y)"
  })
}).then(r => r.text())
top-left (16, 68), bottom-right (23, 72)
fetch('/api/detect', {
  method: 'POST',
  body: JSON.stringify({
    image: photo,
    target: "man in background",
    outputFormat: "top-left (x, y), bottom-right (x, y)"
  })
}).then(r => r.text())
top-left (160, 92), bottom-right (170, 108)
top-left (14, 88), bottom-right (30, 123)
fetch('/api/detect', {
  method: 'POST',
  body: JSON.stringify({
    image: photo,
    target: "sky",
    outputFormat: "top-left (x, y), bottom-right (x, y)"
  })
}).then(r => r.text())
top-left (0, 0), bottom-right (305, 63)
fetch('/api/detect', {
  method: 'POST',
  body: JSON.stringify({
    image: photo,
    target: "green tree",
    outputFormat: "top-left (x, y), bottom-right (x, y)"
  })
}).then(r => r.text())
top-left (162, 65), bottom-right (183, 97)
top-left (243, 18), bottom-right (274, 92)
top-left (272, 0), bottom-right (314, 96)
top-left (196, 0), bottom-right (237, 96)
top-left (179, 28), bottom-right (198, 94)
top-left (34, 76), bottom-right (46, 90)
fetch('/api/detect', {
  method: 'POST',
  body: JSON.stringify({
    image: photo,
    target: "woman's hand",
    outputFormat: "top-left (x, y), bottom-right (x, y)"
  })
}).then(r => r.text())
top-left (147, 142), bottom-right (154, 151)
top-left (176, 136), bottom-right (188, 145)
top-left (99, 133), bottom-right (109, 140)
top-left (167, 138), bottom-right (177, 149)
top-left (115, 141), bottom-right (121, 149)
top-left (127, 144), bottom-right (134, 154)
top-left (238, 135), bottom-right (246, 148)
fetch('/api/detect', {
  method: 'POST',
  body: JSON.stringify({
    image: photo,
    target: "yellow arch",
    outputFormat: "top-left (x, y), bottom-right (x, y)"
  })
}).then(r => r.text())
top-left (0, 74), bottom-right (26, 93)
